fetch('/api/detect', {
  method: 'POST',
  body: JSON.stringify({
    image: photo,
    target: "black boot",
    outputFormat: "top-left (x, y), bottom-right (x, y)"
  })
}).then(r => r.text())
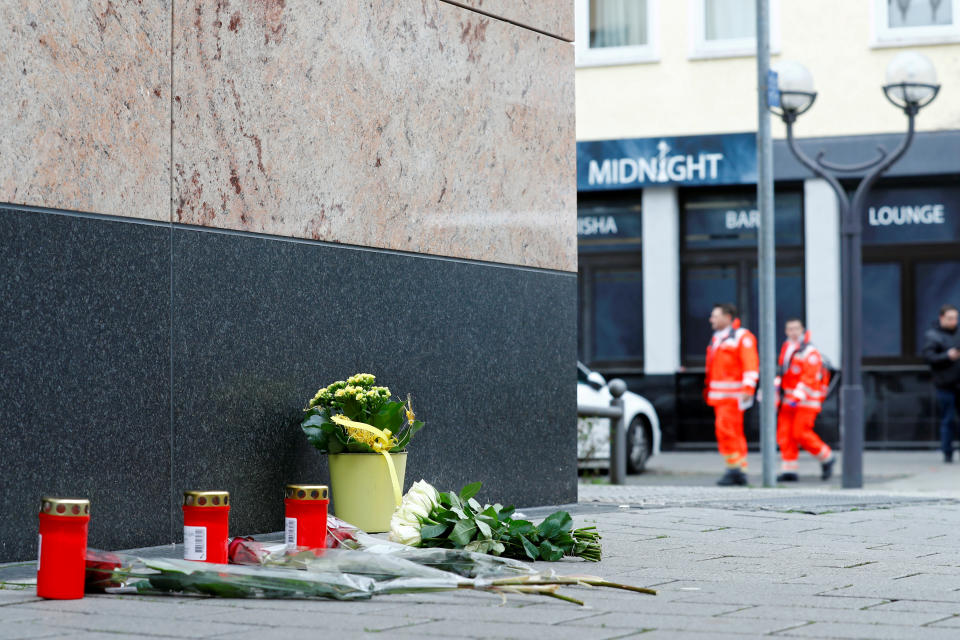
top-left (821, 456), bottom-right (836, 481)
top-left (776, 472), bottom-right (799, 482)
top-left (717, 468), bottom-right (747, 486)
top-left (945, 452), bottom-right (954, 464)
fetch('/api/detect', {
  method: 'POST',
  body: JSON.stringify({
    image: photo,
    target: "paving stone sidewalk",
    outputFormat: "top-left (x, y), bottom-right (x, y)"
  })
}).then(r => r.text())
top-left (4, 486), bottom-right (960, 639)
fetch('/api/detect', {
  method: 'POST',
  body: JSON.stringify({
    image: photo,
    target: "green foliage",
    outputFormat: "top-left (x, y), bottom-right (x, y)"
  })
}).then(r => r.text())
top-left (410, 482), bottom-right (602, 562)
top-left (300, 374), bottom-right (424, 454)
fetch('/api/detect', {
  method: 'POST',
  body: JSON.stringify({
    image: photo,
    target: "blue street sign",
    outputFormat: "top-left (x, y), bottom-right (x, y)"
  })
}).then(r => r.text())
top-left (767, 69), bottom-right (780, 109)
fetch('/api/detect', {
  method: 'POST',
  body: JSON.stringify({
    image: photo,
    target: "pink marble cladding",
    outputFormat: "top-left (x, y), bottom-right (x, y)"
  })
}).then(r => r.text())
top-left (0, 2), bottom-right (170, 221)
top-left (173, 0), bottom-right (575, 271)
top-left (446, 0), bottom-right (574, 41)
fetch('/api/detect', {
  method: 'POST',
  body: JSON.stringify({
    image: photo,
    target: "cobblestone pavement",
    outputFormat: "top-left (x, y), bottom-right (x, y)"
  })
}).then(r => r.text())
top-left (5, 482), bottom-right (960, 639)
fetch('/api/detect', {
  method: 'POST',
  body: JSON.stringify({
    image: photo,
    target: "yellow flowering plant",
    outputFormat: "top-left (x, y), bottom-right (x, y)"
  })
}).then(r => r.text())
top-left (301, 373), bottom-right (424, 454)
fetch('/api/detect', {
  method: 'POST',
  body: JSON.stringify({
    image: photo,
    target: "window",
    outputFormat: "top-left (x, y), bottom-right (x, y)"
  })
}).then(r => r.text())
top-left (683, 265), bottom-right (737, 362)
top-left (688, 0), bottom-right (780, 59)
top-left (748, 264), bottom-right (805, 346)
top-left (579, 255), bottom-right (644, 368)
top-left (863, 263), bottom-right (903, 358)
top-left (872, 0), bottom-right (960, 47)
top-left (705, 0), bottom-right (755, 40)
top-left (914, 261), bottom-right (960, 354)
top-left (576, 0), bottom-right (659, 66)
top-left (578, 195), bottom-right (644, 370)
top-left (593, 267), bottom-right (644, 361)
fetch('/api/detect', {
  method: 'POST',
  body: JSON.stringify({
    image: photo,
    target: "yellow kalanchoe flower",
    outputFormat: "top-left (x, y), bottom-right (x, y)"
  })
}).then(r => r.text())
top-left (347, 373), bottom-right (376, 386)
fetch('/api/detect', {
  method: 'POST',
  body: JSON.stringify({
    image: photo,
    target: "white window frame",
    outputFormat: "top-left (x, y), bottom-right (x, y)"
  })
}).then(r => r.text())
top-left (687, 0), bottom-right (781, 60)
top-left (575, 0), bottom-right (659, 67)
top-left (870, 0), bottom-right (960, 48)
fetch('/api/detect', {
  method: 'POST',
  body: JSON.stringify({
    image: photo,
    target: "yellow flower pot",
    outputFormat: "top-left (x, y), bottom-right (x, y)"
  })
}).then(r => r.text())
top-left (328, 452), bottom-right (407, 533)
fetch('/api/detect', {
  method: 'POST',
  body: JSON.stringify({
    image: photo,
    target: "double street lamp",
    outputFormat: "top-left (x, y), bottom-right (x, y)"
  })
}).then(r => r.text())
top-left (768, 52), bottom-right (940, 488)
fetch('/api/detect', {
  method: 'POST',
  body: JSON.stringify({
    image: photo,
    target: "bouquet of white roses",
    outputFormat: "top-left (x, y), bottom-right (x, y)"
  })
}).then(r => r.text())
top-left (390, 481), bottom-right (602, 562)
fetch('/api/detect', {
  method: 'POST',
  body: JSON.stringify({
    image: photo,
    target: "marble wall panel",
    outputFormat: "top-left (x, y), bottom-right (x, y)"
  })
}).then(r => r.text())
top-left (0, 2), bottom-right (170, 220)
top-left (173, 0), bottom-right (575, 271)
top-left (445, 0), bottom-right (574, 41)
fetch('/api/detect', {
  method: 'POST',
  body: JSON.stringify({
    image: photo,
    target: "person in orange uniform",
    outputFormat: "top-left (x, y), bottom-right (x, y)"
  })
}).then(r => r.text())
top-left (775, 318), bottom-right (835, 482)
top-left (705, 303), bottom-right (759, 486)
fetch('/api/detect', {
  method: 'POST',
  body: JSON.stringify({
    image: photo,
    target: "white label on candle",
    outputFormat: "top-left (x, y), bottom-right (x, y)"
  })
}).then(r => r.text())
top-left (285, 517), bottom-right (298, 549)
top-left (184, 526), bottom-right (207, 561)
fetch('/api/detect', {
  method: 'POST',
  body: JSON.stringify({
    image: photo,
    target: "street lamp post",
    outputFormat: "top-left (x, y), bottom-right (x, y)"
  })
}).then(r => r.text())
top-left (769, 52), bottom-right (940, 488)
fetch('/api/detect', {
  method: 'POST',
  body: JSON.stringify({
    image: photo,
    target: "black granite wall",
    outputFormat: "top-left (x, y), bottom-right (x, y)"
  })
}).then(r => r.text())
top-left (0, 205), bottom-right (577, 562)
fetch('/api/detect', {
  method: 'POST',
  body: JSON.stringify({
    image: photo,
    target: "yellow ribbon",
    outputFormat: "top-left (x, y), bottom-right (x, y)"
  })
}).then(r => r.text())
top-left (330, 415), bottom-right (403, 507)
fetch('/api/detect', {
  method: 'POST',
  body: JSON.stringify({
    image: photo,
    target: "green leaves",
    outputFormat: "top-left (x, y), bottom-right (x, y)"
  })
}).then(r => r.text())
top-left (301, 413), bottom-right (329, 451)
top-left (371, 402), bottom-right (404, 431)
top-left (409, 482), bottom-right (602, 563)
top-left (507, 519), bottom-right (535, 537)
top-left (459, 482), bottom-right (482, 502)
top-left (538, 541), bottom-right (564, 562)
top-left (449, 520), bottom-right (477, 547)
top-left (536, 511), bottom-right (573, 539)
top-left (419, 523), bottom-right (449, 541)
top-left (519, 535), bottom-right (539, 560)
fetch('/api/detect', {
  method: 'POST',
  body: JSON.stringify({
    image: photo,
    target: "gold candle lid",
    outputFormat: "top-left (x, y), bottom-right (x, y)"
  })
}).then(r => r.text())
top-left (183, 490), bottom-right (230, 507)
top-left (40, 497), bottom-right (90, 517)
top-left (285, 485), bottom-right (328, 500)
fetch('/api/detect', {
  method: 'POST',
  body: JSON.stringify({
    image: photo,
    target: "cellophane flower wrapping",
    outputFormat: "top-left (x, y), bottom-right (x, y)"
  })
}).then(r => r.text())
top-left (84, 516), bottom-right (538, 601)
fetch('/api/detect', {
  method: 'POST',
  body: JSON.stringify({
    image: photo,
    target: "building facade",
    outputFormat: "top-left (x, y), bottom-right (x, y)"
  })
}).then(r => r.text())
top-left (575, 0), bottom-right (960, 449)
top-left (0, 1), bottom-right (575, 562)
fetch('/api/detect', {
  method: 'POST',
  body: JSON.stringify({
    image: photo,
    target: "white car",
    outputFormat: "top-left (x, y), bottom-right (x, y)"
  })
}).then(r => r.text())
top-left (577, 362), bottom-right (662, 474)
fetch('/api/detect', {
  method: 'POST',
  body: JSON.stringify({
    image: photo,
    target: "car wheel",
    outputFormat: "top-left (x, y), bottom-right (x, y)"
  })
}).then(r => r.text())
top-left (626, 417), bottom-right (650, 474)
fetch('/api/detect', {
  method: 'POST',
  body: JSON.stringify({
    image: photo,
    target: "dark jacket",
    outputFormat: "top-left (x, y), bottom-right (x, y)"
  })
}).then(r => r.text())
top-left (922, 322), bottom-right (960, 390)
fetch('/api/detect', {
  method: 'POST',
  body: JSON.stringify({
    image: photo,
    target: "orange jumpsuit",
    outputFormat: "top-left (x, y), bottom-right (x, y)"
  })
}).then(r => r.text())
top-left (705, 322), bottom-right (759, 470)
top-left (776, 333), bottom-right (832, 472)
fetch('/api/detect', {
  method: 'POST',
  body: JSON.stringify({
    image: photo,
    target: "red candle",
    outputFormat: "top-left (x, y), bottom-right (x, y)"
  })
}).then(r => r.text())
top-left (284, 485), bottom-right (329, 549)
top-left (182, 491), bottom-right (230, 563)
top-left (37, 497), bottom-right (90, 600)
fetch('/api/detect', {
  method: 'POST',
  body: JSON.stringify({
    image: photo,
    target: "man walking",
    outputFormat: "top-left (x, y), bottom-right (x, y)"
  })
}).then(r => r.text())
top-left (922, 304), bottom-right (960, 463)
top-left (705, 303), bottom-right (758, 486)
top-left (775, 318), bottom-right (835, 482)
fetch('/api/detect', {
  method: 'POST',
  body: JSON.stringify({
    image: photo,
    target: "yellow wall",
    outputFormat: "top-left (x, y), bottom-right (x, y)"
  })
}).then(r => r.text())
top-left (576, 0), bottom-right (960, 141)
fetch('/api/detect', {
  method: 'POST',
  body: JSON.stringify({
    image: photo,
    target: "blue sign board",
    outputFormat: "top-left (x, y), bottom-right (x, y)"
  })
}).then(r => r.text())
top-left (766, 69), bottom-right (780, 109)
top-left (862, 186), bottom-right (960, 245)
top-left (577, 132), bottom-right (758, 192)
top-left (683, 191), bottom-right (802, 249)
top-left (577, 206), bottom-right (642, 253)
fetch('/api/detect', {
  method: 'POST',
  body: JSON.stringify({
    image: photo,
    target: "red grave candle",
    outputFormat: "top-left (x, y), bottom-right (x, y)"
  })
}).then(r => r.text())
top-left (37, 497), bottom-right (90, 600)
top-left (182, 490), bottom-right (230, 563)
top-left (284, 484), bottom-right (329, 549)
